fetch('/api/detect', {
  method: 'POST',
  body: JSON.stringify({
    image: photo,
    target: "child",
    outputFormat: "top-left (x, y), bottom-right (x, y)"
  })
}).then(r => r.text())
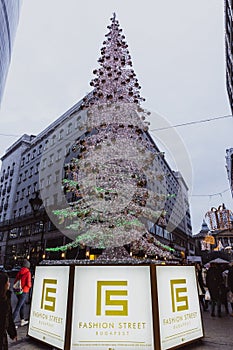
top-left (0, 272), bottom-right (17, 349)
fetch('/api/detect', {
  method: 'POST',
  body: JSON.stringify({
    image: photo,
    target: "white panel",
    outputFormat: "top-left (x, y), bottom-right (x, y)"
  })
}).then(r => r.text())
top-left (28, 265), bottom-right (70, 349)
top-left (71, 265), bottom-right (154, 350)
top-left (156, 265), bottom-right (203, 350)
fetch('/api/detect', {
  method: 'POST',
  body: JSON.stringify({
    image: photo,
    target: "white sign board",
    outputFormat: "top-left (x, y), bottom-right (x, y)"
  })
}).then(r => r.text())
top-left (28, 266), bottom-right (70, 349)
top-left (71, 266), bottom-right (154, 350)
top-left (156, 265), bottom-right (203, 350)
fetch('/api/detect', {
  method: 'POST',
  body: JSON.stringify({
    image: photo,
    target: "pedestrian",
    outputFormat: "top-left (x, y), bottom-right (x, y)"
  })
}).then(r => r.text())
top-left (0, 272), bottom-right (17, 349)
top-left (195, 263), bottom-right (207, 311)
top-left (12, 259), bottom-right (32, 326)
top-left (206, 263), bottom-right (223, 317)
top-left (227, 262), bottom-right (233, 315)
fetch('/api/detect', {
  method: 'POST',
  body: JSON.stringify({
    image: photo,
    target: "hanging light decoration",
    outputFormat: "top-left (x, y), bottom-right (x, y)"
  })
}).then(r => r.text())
top-left (205, 203), bottom-right (233, 231)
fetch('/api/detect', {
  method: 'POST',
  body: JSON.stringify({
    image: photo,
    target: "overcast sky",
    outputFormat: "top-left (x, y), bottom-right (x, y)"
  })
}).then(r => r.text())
top-left (0, 0), bottom-right (232, 234)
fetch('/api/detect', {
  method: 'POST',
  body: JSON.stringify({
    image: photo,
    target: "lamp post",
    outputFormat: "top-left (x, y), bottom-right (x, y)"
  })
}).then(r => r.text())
top-left (29, 191), bottom-right (45, 262)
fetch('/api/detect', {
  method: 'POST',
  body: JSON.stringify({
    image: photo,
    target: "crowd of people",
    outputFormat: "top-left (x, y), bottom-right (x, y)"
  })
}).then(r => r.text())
top-left (0, 259), bottom-right (31, 350)
top-left (196, 261), bottom-right (233, 318)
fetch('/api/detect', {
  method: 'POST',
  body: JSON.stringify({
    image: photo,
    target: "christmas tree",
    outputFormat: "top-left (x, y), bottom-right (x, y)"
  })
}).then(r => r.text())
top-left (49, 13), bottom-right (175, 260)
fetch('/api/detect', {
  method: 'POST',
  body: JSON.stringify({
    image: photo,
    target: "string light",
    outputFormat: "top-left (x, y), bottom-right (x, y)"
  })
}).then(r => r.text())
top-left (150, 114), bottom-right (233, 132)
top-left (190, 188), bottom-right (230, 198)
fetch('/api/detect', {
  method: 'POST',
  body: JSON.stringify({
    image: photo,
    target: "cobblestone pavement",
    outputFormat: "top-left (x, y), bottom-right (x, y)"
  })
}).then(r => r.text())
top-left (8, 307), bottom-right (233, 350)
top-left (7, 277), bottom-right (233, 350)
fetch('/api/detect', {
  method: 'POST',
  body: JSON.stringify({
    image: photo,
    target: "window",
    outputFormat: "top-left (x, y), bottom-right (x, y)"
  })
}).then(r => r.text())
top-left (38, 145), bottom-right (43, 155)
top-left (65, 144), bottom-right (71, 155)
top-left (51, 135), bottom-right (56, 146)
top-left (58, 129), bottom-right (64, 140)
top-left (54, 170), bottom-right (60, 183)
top-left (56, 149), bottom-right (62, 161)
top-left (28, 166), bottom-right (33, 177)
top-left (40, 179), bottom-right (44, 189)
top-left (34, 221), bottom-right (44, 234)
top-left (49, 154), bottom-right (54, 166)
top-left (20, 189), bottom-right (25, 199)
top-left (44, 140), bottom-right (49, 150)
top-left (75, 115), bottom-right (81, 129)
top-left (32, 149), bottom-right (36, 159)
top-left (47, 175), bottom-right (51, 187)
top-left (42, 158), bottom-right (47, 169)
top-left (35, 163), bottom-right (40, 174)
top-left (67, 123), bottom-right (72, 135)
top-left (23, 170), bottom-right (28, 181)
top-left (33, 182), bottom-right (38, 193)
top-left (26, 186), bottom-right (31, 197)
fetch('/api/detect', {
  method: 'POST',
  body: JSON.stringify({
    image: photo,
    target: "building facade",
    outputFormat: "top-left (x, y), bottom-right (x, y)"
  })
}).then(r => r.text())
top-left (224, 2), bottom-right (233, 196)
top-left (0, 0), bottom-right (22, 104)
top-left (226, 148), bottom-right (233, 197)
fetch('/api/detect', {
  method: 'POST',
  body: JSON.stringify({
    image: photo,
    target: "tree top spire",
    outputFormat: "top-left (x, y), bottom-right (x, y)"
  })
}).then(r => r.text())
top-left (81, 13), bottom-right (145, 108)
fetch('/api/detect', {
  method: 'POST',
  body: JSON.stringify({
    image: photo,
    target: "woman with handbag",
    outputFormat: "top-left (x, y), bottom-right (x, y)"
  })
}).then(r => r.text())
top-left (12, 259), bottom-right (32, 327)
top-left (0, 272), bottom-right (17, 349)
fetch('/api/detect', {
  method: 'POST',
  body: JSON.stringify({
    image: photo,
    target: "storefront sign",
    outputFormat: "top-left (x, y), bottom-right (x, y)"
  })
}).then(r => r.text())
top-left (156, 265), bottom-right (203, 350)
top-left (28, 266), bottom-right (70, 349)
top-left (70, 266), bottom-right (154, 350)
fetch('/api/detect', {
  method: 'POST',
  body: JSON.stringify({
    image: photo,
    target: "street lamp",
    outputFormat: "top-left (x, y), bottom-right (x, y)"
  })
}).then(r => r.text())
top-left (29, 191), bottom-right (43, 213)
top-left (29, 191), bottom-right (45, 262)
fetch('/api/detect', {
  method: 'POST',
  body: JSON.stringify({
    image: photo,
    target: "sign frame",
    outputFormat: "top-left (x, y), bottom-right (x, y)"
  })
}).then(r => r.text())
top-left (27, 265), bottom-right (72, 350)
top-left (28, 263), bottom-right (204, 350)
top-left (152, 265), bottom-right (204, 350)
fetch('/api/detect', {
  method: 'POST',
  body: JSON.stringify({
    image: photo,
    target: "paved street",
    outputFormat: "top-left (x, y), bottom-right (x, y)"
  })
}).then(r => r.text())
top-left (8, 305), bottom-right (233, 350)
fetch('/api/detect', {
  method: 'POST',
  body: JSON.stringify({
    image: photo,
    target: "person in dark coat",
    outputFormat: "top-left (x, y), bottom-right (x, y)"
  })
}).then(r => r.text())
top-left (206, 263), bottom-right (223, 317)
top-left (227, 262), bottom-right (233, 315)
top-left (195, 263), bottom-right (207, 311)
top-left (0, 272), bottom-right (17, 349)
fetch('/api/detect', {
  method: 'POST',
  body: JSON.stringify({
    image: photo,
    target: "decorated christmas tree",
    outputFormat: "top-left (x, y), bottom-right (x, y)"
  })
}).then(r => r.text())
top-left (48, 13), bottom-right (175, 260)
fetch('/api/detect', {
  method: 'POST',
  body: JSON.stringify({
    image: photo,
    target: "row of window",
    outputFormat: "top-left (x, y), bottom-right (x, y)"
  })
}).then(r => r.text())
top-left (0, 163), bottom-right (15, 182)
top-left (18, 163), bottom-right (40, 183)
top-left (8, 220), bottom-right (56, 240)
top-left (15, 182), bottom-right (39, 202)
top-left (20, 116), bottom-right (82, 168)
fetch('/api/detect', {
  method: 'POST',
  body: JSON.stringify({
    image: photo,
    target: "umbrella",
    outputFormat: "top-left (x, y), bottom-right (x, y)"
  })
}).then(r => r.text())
top-left (208, 258), bottom-right (230, 264)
